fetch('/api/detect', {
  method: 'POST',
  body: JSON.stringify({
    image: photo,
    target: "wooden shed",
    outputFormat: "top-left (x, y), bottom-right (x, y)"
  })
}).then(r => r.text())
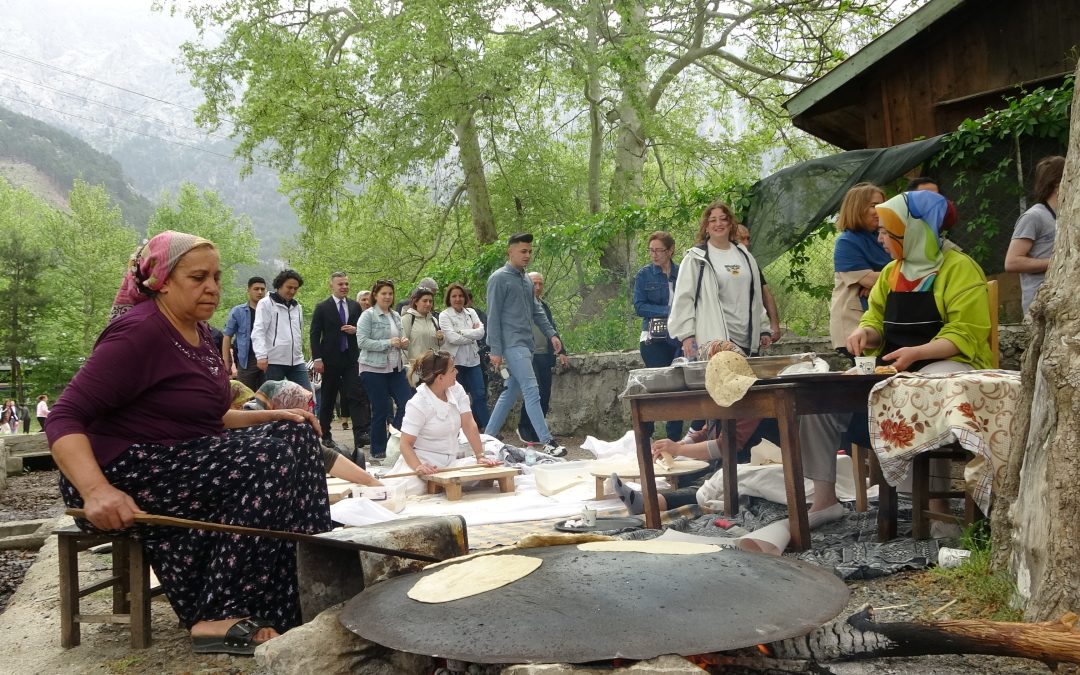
top-left (785, 0), bottom-right (1078, 320)
top-left (785, 0), bottom-right (1080, 151)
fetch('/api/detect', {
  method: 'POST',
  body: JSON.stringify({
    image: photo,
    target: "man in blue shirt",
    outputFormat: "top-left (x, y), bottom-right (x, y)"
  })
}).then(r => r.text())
top-left (483, 233), bottom-right (567, 457)
top-left (222, 276), bottom-right (267, 392)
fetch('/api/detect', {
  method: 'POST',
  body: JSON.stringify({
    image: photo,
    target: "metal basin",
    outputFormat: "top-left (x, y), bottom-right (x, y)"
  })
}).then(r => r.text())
top-left (341, 543), bottom-right (849, 664)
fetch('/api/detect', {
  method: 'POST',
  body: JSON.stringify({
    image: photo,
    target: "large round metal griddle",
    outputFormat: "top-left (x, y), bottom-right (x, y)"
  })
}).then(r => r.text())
top-left (341, 543), bottom-right (849, 663)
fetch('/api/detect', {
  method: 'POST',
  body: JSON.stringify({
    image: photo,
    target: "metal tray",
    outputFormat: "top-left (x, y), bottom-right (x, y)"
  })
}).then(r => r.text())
top-left (627, 366), bottom-right (685, 393)
top-left (682, 353), bottom-right (819, 389)
top-left (553, 516), bottom-right (644, 533)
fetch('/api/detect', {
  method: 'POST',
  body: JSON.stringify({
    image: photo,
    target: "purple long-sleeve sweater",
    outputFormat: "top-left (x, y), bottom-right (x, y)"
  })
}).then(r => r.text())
top-left (46, 301), bottom-right (231, 467)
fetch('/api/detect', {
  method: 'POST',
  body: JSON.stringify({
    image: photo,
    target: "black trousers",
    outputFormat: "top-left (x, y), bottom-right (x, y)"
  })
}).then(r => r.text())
top-left (319, 361), bottom-right (371, 446)
top-left (518, 352), bottom-right (555, 444)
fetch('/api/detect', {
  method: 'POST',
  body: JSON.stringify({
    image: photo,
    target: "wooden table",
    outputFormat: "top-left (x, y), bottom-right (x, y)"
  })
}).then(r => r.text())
top-left (589, 459), bottom-right (710, 500)
top-left (422, 466), bottom-right (521, 501)
top-left (624, 374), bottom-right (887, 551)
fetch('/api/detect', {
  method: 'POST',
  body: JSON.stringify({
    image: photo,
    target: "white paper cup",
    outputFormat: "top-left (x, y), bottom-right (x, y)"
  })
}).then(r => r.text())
top-left (937, 547), bottom-right (972, 569)
top-left (854, 356), bottom-right (876, 375)
top-left (581, 507), bottom-right (597, 527)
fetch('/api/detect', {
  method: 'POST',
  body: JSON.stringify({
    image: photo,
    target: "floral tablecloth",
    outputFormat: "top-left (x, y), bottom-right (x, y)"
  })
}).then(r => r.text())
top-left (868, 369), bottom-right (1021, 514)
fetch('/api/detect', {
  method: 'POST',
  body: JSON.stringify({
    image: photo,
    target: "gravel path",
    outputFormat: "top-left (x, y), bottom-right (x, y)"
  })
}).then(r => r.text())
top-left (0, 471), bottom-right (65, 614)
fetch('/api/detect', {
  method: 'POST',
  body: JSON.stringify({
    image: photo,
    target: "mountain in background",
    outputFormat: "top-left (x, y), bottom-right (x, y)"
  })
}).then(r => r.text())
top-left (0, 0), bottom-right (300, 259)
top-left (0, 104), bottom-right (153, 225)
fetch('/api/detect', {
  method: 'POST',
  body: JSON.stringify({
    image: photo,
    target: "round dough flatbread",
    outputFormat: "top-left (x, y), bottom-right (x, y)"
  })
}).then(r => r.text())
top-left (408, 554), bottom-right (543, 603)
top-left (705, 351), bottom-right (757, 407)
top-left (577, 540), bottom-right (720, 555)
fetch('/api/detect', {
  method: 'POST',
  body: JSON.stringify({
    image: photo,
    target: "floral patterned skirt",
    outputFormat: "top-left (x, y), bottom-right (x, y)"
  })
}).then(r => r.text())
top-left (60, 419), bottom-right (331, 632)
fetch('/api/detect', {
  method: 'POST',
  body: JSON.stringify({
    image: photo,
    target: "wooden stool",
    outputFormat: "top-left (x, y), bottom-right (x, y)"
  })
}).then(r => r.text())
top-left (911, 447), bottom-right (983, 540)
top-left (862, 447), bottom-right (982, 541)
top-left (56, 526), bottom-right (163, 649)
top-left (422, 467), bottom-right (520, 501)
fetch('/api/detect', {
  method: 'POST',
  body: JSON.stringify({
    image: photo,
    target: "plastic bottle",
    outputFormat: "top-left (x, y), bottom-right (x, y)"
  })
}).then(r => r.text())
top-left (524, 446), bottom-right (537, 466)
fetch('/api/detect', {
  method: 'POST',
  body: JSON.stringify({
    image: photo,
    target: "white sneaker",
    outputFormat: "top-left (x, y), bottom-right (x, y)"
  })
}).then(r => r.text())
top-left (542, 441), bottom-right (568, 458)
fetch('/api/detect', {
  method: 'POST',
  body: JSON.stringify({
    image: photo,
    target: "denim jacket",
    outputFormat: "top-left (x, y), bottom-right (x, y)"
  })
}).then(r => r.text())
top-left (357, 307), bottom-right (405, 369)
top-left (223, 303), bottom-right (255, 368)
top-left (632, 262), bottom-right (679, 331)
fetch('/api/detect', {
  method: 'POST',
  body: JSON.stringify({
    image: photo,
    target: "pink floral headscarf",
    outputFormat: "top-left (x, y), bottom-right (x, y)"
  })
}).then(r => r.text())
top-left (110, 230), bottom-right (213, 322)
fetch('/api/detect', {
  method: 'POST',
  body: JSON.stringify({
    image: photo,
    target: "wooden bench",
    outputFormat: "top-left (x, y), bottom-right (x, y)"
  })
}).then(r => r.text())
top-left (55, 526), bottom-right (164, 648)
top-left (422, 466), bottom-right (520, 501)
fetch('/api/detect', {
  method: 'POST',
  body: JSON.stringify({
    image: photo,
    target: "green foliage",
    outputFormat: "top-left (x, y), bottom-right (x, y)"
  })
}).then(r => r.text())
top-left (173, 0), bottom-right (913, 350)
top-left (148, 182), bottom-right (260, 326)
top-left (930, 77), bottom-right (1073, 265)
top-left (48, 181), bottom-right (138, 353)
top-left (777, 222), bottom-right (836, 303)
top-left (0, 180), bottom-right (53, 396)
top-left (765, 227), bottom-right (838, 336)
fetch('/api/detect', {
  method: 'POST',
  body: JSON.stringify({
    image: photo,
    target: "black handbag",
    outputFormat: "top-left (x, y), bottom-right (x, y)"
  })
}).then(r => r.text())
top-left (647, 316), bottom-right (669, 341)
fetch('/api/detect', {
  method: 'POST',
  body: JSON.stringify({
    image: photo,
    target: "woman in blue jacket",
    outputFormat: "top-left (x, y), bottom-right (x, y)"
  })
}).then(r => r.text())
top-left (357, 279), bottom-right (414, 460)
top-left (632, 231), bottom-right (682, 441)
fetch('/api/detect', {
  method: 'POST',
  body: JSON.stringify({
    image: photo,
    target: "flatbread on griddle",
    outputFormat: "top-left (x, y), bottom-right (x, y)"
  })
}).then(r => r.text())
top-left (408, 554), bottom-right (542, 603)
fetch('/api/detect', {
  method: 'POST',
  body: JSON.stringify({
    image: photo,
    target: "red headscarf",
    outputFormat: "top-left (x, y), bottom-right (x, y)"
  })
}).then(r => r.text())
top-left (110, 230), bottom-right (213, 322)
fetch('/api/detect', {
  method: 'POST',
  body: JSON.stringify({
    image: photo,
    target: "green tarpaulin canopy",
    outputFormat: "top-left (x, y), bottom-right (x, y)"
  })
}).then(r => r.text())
top-left (745, 135), bottom-right (946, 269)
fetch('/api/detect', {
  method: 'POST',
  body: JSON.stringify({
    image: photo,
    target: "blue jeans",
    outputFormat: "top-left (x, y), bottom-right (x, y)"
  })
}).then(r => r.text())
top-left (360, 370), bottom-right (413, 457)
top-left (455, 364), bottom-right (489, 430)
top-left (639, 339), bottom-right (683, 441)
top-left (485, 345), bottom-right (551, 444)
top-left (265, 363), bottom-right (312, 392)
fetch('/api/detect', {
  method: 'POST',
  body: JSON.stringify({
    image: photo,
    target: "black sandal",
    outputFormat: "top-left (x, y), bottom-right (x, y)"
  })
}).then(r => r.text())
top-left (191, 617), bottom-right (277, 656)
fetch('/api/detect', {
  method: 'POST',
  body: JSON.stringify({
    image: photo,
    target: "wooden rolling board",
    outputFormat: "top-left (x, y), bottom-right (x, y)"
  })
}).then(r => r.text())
top-left (326, 477), bottom-right (360, 504)
top-left (590, 459), bottom-right (710, 500)
top-left (421, 466), bottom-right (522, 501)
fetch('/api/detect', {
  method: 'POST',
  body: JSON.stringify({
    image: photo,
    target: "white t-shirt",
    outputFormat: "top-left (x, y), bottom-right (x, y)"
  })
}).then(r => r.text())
top-left (706, 242), bottom-right (752, 350)
top-left (400, 382), bottom-right (473, 462)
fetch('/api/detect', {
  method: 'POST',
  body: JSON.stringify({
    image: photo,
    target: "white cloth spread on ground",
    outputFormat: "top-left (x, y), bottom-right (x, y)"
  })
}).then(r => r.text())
top-left (331, 432), bottom-right (624, 528)
top-left (330, 432), bottom-right (872, 529)
top-left (696, 439), bottom-right (873, 510)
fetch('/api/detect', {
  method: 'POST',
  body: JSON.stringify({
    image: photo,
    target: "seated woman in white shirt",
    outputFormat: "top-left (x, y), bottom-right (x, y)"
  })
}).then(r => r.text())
top-left (386, 350), bottom-right (501, 496)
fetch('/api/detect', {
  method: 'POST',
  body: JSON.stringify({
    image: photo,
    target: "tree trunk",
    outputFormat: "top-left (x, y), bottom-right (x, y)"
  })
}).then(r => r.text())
top-left (575, 0), bottom-right (649, 321)
top-left (992, 62), bottom-right (1080, 622)
top-left (585, 0), bottom-right (603, 217)
top-left (454, 108), bottom-right (498, 245)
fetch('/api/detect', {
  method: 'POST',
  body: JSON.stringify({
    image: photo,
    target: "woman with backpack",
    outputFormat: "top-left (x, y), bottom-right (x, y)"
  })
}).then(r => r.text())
top-left (668, 201), bottom-right (770, 360)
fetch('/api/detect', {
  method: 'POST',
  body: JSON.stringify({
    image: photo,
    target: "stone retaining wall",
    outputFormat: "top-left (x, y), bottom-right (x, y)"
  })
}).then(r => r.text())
top-left (539, 325), bottom-right (1030, 439)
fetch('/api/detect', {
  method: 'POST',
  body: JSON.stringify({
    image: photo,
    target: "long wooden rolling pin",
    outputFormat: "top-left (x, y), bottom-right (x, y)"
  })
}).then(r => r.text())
top-left (66, 509), bottom-right (442, 562)
top-left (377, 464), bottom-right (498, 479)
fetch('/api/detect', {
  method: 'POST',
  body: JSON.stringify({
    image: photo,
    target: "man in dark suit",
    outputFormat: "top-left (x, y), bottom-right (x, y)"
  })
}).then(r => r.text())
top-left (310, 271), bottom-right (371, 450)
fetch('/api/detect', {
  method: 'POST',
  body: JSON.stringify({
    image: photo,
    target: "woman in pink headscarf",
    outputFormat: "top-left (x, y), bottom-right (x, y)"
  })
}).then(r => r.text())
top-left (48, 231), bottom-right (331, 655)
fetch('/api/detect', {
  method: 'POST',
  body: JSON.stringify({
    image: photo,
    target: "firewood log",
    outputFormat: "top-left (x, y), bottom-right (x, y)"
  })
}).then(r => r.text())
top-left (765, 605), bottom-right (1080, 666)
